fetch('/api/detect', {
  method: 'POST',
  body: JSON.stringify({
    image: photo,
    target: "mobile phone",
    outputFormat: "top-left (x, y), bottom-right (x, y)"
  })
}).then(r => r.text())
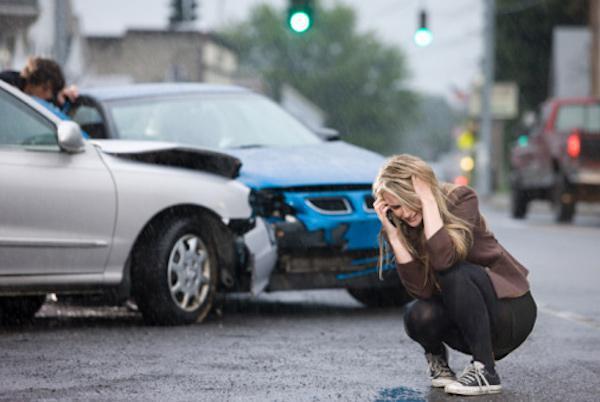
top-left (386, 209), bottom-right (396, 227)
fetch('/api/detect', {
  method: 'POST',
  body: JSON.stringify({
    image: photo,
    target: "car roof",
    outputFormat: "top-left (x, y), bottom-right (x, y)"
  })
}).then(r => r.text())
top-left (81, 83), bottom-right (251, 101)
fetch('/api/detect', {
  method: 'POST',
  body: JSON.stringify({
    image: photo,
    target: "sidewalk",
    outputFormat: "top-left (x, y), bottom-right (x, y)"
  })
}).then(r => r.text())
top-left (481, 191), bottom-right (600, 216)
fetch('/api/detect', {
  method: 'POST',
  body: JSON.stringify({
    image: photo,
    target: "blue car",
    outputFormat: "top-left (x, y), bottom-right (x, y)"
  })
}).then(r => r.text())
top-left (70, 83), bottom-right (410, 306)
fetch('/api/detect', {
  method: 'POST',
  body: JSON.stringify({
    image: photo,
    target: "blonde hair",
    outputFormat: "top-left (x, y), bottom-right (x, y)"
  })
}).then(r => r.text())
top-left (372, 154), bottom-right (473, 290)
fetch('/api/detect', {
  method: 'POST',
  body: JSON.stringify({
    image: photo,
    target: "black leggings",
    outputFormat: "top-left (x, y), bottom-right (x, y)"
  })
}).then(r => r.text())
top-left (403, 261), bottom-right (537, 371)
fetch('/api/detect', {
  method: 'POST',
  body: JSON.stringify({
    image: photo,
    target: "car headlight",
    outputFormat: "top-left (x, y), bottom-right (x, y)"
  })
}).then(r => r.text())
top-left (249, 189), bottom-right (295, 218)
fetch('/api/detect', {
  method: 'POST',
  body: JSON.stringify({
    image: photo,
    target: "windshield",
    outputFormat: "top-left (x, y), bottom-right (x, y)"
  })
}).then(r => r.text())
top-left (106, 93), bottom-right (322, 149)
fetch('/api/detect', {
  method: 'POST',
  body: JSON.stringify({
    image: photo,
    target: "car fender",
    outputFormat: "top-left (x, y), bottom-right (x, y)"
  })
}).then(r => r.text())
top-left (97, 151), bottom-right (252, 284)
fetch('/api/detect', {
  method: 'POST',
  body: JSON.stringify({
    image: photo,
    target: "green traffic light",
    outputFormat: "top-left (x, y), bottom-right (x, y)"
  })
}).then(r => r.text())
top-left (289, 11), bottom-right (311, 33)
top-left (518, 135), bottom-right (529, 147)
top-left (414, 27), bottom-right (433, 47)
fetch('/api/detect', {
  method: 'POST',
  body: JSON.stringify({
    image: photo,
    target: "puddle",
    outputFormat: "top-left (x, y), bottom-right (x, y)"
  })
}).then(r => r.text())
top-left (374, 386), bottom-right (425, 402)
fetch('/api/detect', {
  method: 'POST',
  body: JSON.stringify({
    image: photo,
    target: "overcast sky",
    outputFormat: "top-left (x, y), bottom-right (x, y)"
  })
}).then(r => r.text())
top-left (71, 0), bottom-right (483, 100)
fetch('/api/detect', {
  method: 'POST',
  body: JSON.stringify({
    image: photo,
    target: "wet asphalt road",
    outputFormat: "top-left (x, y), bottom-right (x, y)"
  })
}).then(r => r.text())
top-left (1, 200), bottom-right (599, 401)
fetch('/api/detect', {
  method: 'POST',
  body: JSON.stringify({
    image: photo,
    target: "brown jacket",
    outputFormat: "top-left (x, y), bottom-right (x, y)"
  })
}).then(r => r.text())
top-left (395, 185), bottom-right (530, 300)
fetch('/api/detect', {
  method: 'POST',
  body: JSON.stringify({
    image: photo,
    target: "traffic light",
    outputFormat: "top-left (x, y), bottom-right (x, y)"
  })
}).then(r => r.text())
top-left (460, 155), bottom-right (475, 172)
top-left (414, 10), bottom-right (433, 47)
top-left (169, 0), bottom-right (198, 25)
top-left (517, 134), bottom-right (528, 147)
top-left (287, 0), bottom-right (314, 34)
top-left (183, 0), bottom-right (198, 21)
top-left (457, 129), bottom-right (475, 151)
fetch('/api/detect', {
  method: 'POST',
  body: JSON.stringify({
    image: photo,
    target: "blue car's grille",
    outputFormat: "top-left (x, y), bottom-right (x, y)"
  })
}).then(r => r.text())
top-left (306, 197), bottom-right (352, 214)
top-left (364, 195), bottom-right (375, 211)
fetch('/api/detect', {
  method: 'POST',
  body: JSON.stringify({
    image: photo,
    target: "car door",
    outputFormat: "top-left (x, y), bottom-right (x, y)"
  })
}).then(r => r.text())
top-left (0, 88), bottom-right (116, 276)
top-left (69, 97), bottom-right (110, 139)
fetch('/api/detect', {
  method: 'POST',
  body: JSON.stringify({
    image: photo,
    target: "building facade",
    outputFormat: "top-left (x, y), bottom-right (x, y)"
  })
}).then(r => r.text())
top-left (0, 0), bottom-right (39, 69)
top-left (85, 29), bottom-right (238, 85)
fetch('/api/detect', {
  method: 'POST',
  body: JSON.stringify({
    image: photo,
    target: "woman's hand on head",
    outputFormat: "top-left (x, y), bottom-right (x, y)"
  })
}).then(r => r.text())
top-left (374, 195), bottom-right (413, 263)
top-left (412, 176), bottom-right (443, 238)
top-left (412, 176), bottom-right (435, 204)
top-left (373, 197), bottom-right (398, 236)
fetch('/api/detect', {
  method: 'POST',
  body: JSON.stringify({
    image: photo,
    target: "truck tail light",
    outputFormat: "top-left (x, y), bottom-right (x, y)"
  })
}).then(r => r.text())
top-left (567, 130), bottom-right (581, 158)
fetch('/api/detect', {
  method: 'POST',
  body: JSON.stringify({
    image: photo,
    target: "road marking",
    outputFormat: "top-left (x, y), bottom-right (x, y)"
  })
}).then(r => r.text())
top-left (539, 305), bottom-right (600, 329)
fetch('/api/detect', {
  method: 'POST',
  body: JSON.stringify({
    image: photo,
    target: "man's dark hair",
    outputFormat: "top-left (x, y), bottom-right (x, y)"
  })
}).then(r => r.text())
top-left (21, 57), bottom-right (65, 100)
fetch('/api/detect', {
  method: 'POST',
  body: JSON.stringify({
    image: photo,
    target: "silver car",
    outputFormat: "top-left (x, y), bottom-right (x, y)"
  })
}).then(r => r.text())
top-left (0, 80), bottom-right (276, 325)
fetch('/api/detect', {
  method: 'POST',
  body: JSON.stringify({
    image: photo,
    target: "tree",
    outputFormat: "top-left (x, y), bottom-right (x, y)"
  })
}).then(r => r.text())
top-left (221, 2), bottom-right (416, 154)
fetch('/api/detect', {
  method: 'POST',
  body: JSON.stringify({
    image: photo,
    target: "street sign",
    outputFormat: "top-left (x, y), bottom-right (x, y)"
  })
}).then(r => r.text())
top-left (469, 82), bottom-right (519, 119)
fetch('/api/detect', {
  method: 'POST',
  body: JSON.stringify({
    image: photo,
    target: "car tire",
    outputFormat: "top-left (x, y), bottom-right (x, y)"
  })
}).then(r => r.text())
top-left (510, 180), bottom-right (529, 219)
top-left (0, 295), bottom-right (45, 324)
top-left (552, 174), bottom-right (576, 223)
top-left (132, 215), bottom-right (218, 326)
top-left (347, 286), bottom-right (412, 308)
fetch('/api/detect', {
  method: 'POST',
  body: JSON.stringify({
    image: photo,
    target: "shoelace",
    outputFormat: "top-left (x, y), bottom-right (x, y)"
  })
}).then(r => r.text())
top-left (457, 363), bottom-right (490, 388)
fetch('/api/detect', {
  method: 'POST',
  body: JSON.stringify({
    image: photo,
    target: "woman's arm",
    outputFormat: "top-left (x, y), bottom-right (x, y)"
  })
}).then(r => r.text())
top-left (374, 196), bottom-right (433, 298)
top-left (373, 197), bottom-right (413, 263)
top-left (415, 182), bottom-right (480, 271)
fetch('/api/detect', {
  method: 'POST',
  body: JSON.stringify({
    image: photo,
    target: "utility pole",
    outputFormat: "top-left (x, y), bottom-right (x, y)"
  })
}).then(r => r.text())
top-left (54, 0), bottom-right (69, 66)
top-left (477, 0), bottom-right (495, 196)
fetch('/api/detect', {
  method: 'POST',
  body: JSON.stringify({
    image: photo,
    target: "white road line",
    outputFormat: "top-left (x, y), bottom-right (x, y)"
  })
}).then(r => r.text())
top-left (539, 305), bottom-right (600, 329)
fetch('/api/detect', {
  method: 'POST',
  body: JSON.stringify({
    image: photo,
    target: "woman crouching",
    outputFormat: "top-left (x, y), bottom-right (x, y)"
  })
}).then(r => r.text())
top-left (373, 154), bottom-right (536, 396)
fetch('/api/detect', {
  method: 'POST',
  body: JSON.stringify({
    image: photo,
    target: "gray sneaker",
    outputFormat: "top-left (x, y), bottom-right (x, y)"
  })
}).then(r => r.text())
top-left (426, 352), bottom-right (456, 388)
top-left (444, 361), bottom-right (502, 396)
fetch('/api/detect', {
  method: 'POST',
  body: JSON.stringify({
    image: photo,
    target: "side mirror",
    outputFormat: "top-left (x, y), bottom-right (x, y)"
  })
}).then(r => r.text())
top-left (315, 127), bottom-right (341, 141)
top-left (57, 120), bottom-right (85, 153)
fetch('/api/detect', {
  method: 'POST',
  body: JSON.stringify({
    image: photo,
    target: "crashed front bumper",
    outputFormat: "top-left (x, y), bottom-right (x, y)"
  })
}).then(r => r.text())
top-left (266, 220), bottom-right (399, 291)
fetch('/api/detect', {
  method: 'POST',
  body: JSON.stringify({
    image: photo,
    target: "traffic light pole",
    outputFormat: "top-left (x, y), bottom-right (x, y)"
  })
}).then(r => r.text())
top-left (476, 0), bottom-right (495, 196)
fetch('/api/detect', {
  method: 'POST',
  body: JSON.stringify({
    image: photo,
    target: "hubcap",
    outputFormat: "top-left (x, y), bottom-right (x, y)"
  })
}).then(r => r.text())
top-left (167, 234), bottom-right (210, 312)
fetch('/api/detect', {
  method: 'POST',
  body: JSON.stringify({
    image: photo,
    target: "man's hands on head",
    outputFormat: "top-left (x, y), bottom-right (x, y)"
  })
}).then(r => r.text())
top-left (57, 84), bottom-right (79, 105)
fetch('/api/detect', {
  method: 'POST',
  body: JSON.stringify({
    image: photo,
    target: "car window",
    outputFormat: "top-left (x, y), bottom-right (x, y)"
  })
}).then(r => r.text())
top-left (0, 90), bottom-right (58, 149)
top-left (71, 104), bottom-right (107, 139)
top-left (555, 104), bottom-right (600, 132)
top-left (107, 93), bottom-right (322, 149)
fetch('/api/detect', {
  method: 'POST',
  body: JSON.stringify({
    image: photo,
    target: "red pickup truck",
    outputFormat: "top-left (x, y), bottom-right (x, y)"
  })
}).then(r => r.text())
top-left (510, 97), bottom-right (600, 222)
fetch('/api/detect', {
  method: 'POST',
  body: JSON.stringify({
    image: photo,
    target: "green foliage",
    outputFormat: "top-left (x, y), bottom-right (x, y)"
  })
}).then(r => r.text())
top-left (496, 0), bottom-right (588, 113)
top-left (221, 2), bottom-right (416, 154)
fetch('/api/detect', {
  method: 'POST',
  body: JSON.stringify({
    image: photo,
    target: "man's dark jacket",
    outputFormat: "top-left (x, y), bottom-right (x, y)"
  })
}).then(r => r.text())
top-left (0, 70), bottom-right (24, 90)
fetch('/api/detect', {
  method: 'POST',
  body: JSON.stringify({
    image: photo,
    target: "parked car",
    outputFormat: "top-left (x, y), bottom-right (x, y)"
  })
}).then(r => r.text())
top-left (69, 83), bottom-right (410, 307)
top-left (0, 80), bottom-right (276, 325)
top-left (510, 97), bottom-right (600, 222)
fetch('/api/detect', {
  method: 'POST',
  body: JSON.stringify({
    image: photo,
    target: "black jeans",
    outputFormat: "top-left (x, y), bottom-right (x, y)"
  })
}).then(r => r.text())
top-left (403, 261), bottom-right (537, 371)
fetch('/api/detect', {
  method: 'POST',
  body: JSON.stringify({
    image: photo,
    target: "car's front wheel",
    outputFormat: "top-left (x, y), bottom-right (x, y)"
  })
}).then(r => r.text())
top-left (0, 295), bottom-right (45, 324)
top-left (132, 215), bottom-right (218, 325)
top-left (347, 286), bottom-right (412, 308)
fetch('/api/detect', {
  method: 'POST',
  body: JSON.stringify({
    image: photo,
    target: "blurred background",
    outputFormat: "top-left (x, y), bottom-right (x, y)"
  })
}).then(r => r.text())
top-left (0, 0), bottom-right (593, 190)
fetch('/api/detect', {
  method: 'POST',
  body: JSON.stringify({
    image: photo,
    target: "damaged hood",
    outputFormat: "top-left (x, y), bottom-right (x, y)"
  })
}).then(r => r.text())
top-left (224, 141), bottom-right (384, 189)
top-left (92, 140), bottom-right (241, 179)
